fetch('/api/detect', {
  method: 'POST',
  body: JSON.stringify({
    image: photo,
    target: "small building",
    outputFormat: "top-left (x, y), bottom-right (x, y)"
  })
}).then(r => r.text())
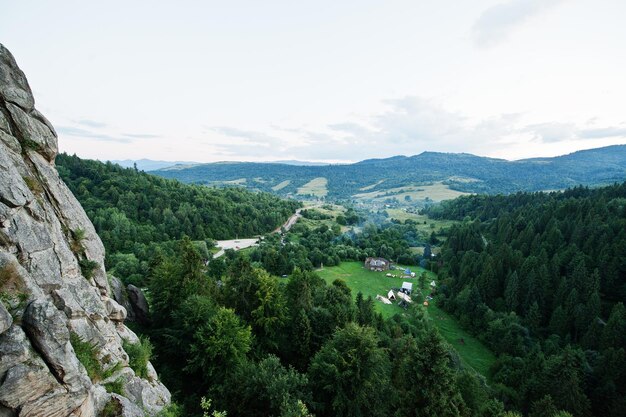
top-left (365, 257), bottom-right (391, 271)
top-left (401, 282), bottom-right (413, 295)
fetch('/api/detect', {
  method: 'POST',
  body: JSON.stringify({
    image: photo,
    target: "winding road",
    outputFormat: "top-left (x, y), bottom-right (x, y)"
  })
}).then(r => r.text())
top-left (213, 207), bottom-right (305, 259)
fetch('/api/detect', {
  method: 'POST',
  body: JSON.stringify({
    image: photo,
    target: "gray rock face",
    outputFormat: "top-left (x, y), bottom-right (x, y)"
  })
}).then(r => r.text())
top-left (127, 284), bottom-right (151, 325)
top-left (0, 43), bottom-right (170, 416)
top-left (110, 275), bottom-right (135, 321)
top-left (0, 304), bottom-right (11, 335)
top-left (22, 300), bottom-right (90, 392)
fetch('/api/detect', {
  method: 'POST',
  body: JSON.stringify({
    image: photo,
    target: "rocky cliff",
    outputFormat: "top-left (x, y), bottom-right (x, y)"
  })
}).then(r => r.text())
top-left (0, 44), bottom-right (170, 416)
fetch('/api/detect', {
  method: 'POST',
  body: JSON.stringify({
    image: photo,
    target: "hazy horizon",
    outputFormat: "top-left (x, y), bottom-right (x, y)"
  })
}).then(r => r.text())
top-left (99, 143), bottom-right (625, 168)
top-left (2, 0), bottom-right (626, 163)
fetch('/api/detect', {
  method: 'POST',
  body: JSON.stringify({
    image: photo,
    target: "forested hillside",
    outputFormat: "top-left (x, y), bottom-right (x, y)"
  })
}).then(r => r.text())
top-left (424, 182), bottom-right (626, 417)
top-left (150, 145), bottom-right (626, 200)
top-left (55, 153), bottom-right (300, 284)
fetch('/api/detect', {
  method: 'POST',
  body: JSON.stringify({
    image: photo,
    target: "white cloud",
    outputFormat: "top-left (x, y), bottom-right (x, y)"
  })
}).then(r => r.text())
top-left (472, 0), bottom-right (564, 47)
top-left (205, 95), bottom-right (626, 162)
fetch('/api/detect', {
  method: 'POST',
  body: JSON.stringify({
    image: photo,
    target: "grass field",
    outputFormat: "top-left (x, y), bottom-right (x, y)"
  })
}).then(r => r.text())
top-left (316, 262), bottom-right (430, 319)
top-left (353, 181), bottom-right (469, 203)
top-left (272, 180), bottom-right (291, 191)
top-left (316, 261), bottom-right (496, 378)
top-left (384, 209), bottom-right (458, 235)
top-left (359, 179), bottom-right (386, 191)
top-left (297, 177), bottom-right (328, 197)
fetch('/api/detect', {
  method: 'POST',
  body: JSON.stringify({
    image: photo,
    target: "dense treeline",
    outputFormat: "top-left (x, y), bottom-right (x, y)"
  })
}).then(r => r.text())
top-left (56, 153), bottom-right (300, 284)
top-left (146, 238), bottom-right (516, 417)
top-left (425, 183), bottom-right (626, 417)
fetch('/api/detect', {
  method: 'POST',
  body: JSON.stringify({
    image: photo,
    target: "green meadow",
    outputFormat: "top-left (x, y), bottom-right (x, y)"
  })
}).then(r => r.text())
top-left (316, 261), bottom-right (496, 378)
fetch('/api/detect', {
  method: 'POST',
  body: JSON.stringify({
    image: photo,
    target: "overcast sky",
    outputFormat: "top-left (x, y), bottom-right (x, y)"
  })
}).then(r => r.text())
top-left (2, 0), bottom-right (625, 163)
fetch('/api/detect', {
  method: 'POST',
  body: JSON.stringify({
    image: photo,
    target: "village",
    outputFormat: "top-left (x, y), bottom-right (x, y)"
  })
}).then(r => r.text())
top-left (364, 256), bottom-right (436, 310)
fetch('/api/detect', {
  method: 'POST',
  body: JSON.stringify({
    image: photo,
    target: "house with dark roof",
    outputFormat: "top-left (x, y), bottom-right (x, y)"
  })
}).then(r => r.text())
top-left (364, 257), bottom-right (391, 271)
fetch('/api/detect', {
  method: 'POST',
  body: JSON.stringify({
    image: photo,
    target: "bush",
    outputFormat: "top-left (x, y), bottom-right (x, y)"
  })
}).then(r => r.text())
top-left (79, 258), bottom-right (99, 279)
top-left (70, 332), bottom-right (103, 381)
top-left (70, 228), bottom-right (86, 254)
top-left (156, 402), bottom-right (183, 417)
top-left (100, 399), bottom-right (122, 417)
top-left (103, 377), bottom-right (125, 395)
top-left (123, 336), bottom-right (153, 379)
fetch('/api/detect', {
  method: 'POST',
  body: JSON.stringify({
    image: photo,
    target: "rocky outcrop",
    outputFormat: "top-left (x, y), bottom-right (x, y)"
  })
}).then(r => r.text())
top-left (109, 276), bottom-right (135, 322)
top-left (0, 43), bottom-right (170, 416)
top-left (127, 285), bottom-right (151, 326)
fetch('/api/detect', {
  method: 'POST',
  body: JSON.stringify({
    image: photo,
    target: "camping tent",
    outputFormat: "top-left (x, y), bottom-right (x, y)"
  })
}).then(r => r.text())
top-left (402, 282), bottom-right (413, 294)
top-left (376, 294), bottom-right (393, 305)
top-left (387, 290), bottom-right (396, 300)
top-left (397, 292), bottom-right (412, 303)
top-left (430, 280), bottom-right (437, 287)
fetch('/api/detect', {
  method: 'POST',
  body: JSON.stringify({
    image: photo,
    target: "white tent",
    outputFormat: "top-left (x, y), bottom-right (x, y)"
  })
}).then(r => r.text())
top-left (430, 280), bottom-right (437, 287)
top-left (397, 292), bottom-right (413, 303)
top-left (402, 282), bottom-right (413, 293)
top-left (387, 290), bottom-right (396, 300)
top-left (376, 294), bottom-right (393, 305)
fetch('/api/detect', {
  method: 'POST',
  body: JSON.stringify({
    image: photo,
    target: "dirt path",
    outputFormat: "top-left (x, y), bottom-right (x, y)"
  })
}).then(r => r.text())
top-left (214, 206), bottom-right (307, 258)
top-left (273, 208), bottom-right (304, 233)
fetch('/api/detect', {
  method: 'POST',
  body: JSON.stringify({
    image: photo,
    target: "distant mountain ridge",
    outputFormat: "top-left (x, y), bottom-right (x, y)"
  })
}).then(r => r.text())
top-left (111, 158), bottom-right (331, 171)
top-left (149, 145), bottom-right (626, 201)
top-left (110, 158), bottom-right (199, 171)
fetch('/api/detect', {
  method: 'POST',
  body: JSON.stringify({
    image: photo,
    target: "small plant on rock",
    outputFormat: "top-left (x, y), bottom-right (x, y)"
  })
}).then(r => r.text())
top-left (79, 258), bottom-right (99, 280)
top-left (123, 335), bottom-right (153, 380)
top-left (70, 228), bottom-right (86, 254)
top-left (70, 332), bottom-right (104, 381)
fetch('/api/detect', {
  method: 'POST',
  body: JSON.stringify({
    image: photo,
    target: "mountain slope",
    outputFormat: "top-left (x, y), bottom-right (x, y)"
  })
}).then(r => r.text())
top-left (150, 145), bottom-right (626, 200)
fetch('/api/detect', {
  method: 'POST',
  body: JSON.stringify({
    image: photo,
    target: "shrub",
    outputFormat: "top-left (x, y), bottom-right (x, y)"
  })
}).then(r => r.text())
top-left (70, 228), bottom-right (86, 254)
top-left (156, 402), bottom-right (183, 417)
top-left (103, 377), bottom-right (124, 395)
top-left (79, 258), bottom-right (99, 279)
top-left (100, 399), bottom-right (122, 417)
top-left (21, 138), bottom-right (43, 153)
top-left (123, 336), bottom-right (153, 380)
top-left (70, 332), bottom-right (103, 381)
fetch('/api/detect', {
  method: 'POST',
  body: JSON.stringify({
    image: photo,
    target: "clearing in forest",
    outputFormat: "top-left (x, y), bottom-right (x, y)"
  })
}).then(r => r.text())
top-left (272, 180), bottom-right (291, 191)
top-left (316, 261), bottom-right (496, 378)
top-left (297, 177), bottom-right (328, 197)
top-left (353, 181), bottom-right (469, 202)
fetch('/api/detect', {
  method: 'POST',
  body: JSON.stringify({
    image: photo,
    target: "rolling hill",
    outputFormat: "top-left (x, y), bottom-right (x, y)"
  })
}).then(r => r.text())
top-left (150, 145), bottom-right (626, 202)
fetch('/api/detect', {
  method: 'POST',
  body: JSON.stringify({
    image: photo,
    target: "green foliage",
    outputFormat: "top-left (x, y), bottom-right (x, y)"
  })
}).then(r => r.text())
top-left (222, 355), bottom-right (309, 417)
top-left (56, 153), bottom-right (300, 287)
top-left (156, 402), bottom-right (183, 417)
top-left (429, 182), bottom-right (626, 417)
top-left (70, 228), bottom-right (86, 253)
top-left (70, 332), bottom-right (104, 382)
top-left (100, 399), bottom-right (122, 417)
top-left (308, 323), bottom-right (391, 417)
top-left (123, 336), bottom-right (153, 380)
top-left (149, 145), bottom-right (626, 198)
top-left (201, 397), bottom-right (227, 417)
top-left (103, 377), bottom-right (124, 395)
top-left (79, 258), bottom-right (99, 279)
top-left (180, 299), bottom-right (251, 380)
